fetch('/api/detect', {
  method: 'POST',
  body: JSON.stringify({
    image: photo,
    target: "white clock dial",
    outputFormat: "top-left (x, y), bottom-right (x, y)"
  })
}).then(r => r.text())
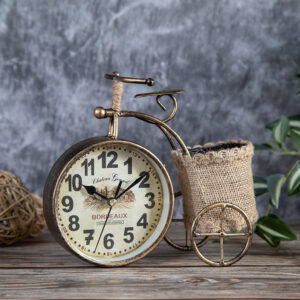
top-left (52, 140), bottom-right (172, 265)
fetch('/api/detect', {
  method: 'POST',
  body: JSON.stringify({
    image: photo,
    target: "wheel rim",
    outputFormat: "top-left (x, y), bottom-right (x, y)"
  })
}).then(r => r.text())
top-left (164, 191), bottom-right (209, 251)
top-left (164, 219), bottom-right (209, 251)
top-left (191, 202), bottom-right (253, 266)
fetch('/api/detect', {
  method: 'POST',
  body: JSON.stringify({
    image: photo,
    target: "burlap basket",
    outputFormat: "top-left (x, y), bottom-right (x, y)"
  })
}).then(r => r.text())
top-left (172, 140), bottom-right (258, 233)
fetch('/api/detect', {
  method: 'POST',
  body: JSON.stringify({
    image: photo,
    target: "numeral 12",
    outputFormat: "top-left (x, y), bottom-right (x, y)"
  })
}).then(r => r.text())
top-left (98, 151), bottom-right (118, 168)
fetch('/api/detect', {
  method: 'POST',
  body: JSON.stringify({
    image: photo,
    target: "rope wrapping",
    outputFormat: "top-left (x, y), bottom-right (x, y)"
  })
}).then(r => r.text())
top-left (0, 170), bottom-right (46, 245)
top-left (111, 80), bottom-right (124, 112)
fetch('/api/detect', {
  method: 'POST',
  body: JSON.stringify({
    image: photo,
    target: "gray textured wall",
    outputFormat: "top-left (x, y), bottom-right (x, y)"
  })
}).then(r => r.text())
top-left (0, 0), bottom-right (299, 220)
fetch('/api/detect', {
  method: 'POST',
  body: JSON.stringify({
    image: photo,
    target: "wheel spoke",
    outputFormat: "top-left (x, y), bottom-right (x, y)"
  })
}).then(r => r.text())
top-left (193, 231), bottom-right (250, 237)
top-left (193, 232), bottom-right (220, 237)
top-left (224, 232), bottom-right (251, 237)
top-left (185, 228), bottom-right (189, 247)
top-left (219, 236), bottom-right (224, 266)
top-left (220, 204), bottom-right (226, 233)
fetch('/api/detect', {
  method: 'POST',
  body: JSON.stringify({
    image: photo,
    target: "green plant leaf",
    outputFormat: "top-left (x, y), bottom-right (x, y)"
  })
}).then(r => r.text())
top-left (254, 143), bottom-right (273, 151)
top-left (266, 120), bottom-right (278, 130)
top-left (272, 116), bottom-right (289, 146)
top-left (288, 161), bottom-right (300, 196)
top-left (289, 115), bottom-right (300, 130)
top-left (253, 176), bottom-right (268, 196)
top-left (269, 141), bottom-right (281, 149)
top-left (267, 174), bottom-right (285, 208)
top-left (297, 90), bottom-right (300, 96)
top-left (290, 129), bottom-right (300, 151)
top-left (296, 70), bottom-right (300, 77)
top-left (255, 214), bottom-right (297, 247)
top-left (266, 115), bottom-right (300, 132)
top-left (255, 225), bottom-right (280, 247)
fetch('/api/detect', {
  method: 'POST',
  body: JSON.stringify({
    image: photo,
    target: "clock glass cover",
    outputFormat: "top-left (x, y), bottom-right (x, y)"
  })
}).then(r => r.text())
top-left (52, 140), bottom-right (173, 266)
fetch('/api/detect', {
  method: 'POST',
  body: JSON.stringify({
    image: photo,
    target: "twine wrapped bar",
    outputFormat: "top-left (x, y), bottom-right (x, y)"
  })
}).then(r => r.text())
top-left (172, 140), bottom-right (258, 232)
top-left (111, 79), bottom-right (124, 112)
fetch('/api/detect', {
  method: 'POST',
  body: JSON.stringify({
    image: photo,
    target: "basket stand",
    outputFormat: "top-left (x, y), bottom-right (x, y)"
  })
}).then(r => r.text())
top-left (106, 88), bottom-right (256, 266)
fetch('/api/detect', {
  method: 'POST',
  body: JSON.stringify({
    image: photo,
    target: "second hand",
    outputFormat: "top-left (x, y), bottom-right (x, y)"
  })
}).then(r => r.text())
top-left (93, 204), bottom-right (112, 253)
top-left (93, 180), bottom-right (122, 253)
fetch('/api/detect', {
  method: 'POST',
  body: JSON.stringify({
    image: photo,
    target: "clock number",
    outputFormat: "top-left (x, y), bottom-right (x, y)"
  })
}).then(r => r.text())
top-left (123, 227), bottom-right (134, 243)
top-left (98, 151), bottom-right (106, 168)
top-left (103, 233), bottom-right (114, 249)
top-left (68, 215), bottom-right (80, 231)
top-left (61, 196), bottom-right (73, 212)
top-left (98, 151), bottom-right (118, 168)
top-left (139, 171), bottom-right (150, 188)
top-left (137, 213), bottom-right (148, 229)
top-left (145, 192), bottom-right (155, 209)
top-left (124, 157), bottom-right (132, 174)
top-left (81, 158), bottom-right (94, 176)
top-left (83, 229), bottom-right (94, 245)
top-left (65, 174), bottom-right (82, 192)
top-left (107, 151), bottom-right (118, 168)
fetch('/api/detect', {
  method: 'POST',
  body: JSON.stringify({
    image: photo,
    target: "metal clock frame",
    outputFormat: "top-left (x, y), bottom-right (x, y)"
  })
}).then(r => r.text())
top-left (44, 137), bottom-right (174, 267)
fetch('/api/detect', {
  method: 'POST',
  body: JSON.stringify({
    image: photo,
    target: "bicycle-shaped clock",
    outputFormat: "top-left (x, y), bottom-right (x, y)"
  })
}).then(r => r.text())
top-left (43, 72), bottom-right (253, 267)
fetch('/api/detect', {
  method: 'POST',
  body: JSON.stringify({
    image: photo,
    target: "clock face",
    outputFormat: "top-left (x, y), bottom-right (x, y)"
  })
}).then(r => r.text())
top-left (52, 140), bottom-right (173, 266)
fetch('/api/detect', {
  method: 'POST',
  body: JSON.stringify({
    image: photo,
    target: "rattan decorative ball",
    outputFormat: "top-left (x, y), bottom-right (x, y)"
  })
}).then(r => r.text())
top-left (0, 170), bottom-right (46, 245)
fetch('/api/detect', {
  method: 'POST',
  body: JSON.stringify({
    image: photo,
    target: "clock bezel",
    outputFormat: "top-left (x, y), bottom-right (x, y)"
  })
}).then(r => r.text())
top-left (43, 136), bottom-right (174, 267)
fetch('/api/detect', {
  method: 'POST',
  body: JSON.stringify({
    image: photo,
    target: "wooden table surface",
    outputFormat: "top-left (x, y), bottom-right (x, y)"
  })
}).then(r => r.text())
top-left (0, 223), bottom-right (299, 299)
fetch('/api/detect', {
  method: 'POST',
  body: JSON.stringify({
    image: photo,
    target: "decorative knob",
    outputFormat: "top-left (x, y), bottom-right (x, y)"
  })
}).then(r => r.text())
top-left (94, 107), bottom-right (106, 119)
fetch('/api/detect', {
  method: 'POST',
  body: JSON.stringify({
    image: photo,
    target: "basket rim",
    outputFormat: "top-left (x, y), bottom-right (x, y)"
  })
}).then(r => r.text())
top-left (172, 139), bottom-right (254, 164)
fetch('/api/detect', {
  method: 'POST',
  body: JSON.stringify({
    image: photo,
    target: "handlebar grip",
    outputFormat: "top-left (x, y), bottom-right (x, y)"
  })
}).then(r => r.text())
top-left (105, 73), bottom-right (155, 86)
top-left (111, 79), bottom-right (124, 112)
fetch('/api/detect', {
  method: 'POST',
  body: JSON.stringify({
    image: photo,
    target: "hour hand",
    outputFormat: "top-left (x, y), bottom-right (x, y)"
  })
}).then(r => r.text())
top-left (83, 185), bottom-right (108, 200)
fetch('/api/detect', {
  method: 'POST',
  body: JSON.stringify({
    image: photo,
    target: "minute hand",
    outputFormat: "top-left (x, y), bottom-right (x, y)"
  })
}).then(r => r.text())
top-left (116, 173), bottom-right (147, 199)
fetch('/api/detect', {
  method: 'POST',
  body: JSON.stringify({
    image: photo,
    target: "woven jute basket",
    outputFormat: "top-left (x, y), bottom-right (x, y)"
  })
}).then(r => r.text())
top-left (172, 140), bottom-right (258, 233)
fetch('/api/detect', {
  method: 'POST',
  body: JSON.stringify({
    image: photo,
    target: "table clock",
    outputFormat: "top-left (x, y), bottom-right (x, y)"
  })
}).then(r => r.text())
top-left (43, 72), bottom-right (180, 266)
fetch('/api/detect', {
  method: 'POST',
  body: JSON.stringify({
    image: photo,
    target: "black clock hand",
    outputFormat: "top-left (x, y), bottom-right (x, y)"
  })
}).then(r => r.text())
top-left (114, 180), bottom-right (122, 198)
top-left (116, 173), bottom-right (147, 199)
top-left (83, 185), bottom-right (108, 201)
top-left (94, 204), bottom-right (112, 253)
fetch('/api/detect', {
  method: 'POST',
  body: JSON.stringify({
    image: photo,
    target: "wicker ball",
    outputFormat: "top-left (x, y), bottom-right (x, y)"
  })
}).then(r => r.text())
top-left (0, 170), bottom-right (46, 245)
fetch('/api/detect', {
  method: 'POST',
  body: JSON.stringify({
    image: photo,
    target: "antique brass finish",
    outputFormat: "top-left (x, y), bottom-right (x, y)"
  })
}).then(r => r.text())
top-left (94, 106), bottom-right (190, 155)
top-left (92, 72), bottom-right (253, 266)
top-left (107, 112), bottom-right (119, 139)
top-left (105, 72), bottom-right (155, 86)
top-left (44, 71), bottom-right (254, 267)
top-left (104, 71), bottom-right (157, 139)
top-left (191, 203), bottom-right (253, 267)
top-left (164, 191), bottom-right (209, 251)
top-left (44, 138), bottom-right (174, 267)
top-left (103, 72), bottom-right (185, 139)
top-left (94, 108), bottom-right (115, 119)
top-left (134, 90), bottom-right (184, 98)
top-left (95, 81), bottom-right (199, 251)
top-left (135, 90), bottom-right (184, 123)
top-left (119, 110), bottom-right (189, 155)
top-left (94, 107), bottom-right (106, 119)
top-left (164, 219), bottom-right (210, 251)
